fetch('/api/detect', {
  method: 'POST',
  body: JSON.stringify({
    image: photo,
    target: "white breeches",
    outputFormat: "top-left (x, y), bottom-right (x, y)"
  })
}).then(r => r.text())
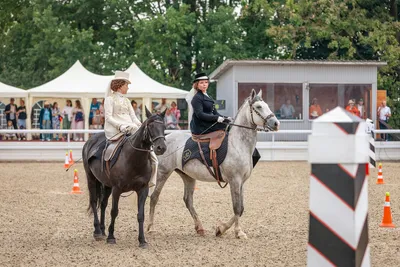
top-left (148, 151), bottom-right (158, 196)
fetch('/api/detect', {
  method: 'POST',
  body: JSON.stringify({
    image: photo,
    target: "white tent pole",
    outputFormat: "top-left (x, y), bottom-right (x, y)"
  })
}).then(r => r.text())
top-left (82, 97), bottom-right (90, 141)
top-left (26, 95), bottom-right (33, 140)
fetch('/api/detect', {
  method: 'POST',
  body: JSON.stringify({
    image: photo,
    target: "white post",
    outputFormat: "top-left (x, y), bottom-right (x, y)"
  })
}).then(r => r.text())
top-left (307, 107), bottom-right (370, 267)
top-left (82, 97), bottom-right (90, 141)
top-left (25, 95), bottom-right (32, 140)
top-left (365, 118), bottom-right (376, 169)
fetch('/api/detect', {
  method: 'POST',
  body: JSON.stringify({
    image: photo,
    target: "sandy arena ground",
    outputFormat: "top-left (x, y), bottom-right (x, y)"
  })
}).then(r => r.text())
top-left (0, 161), bottom-right (399, 267)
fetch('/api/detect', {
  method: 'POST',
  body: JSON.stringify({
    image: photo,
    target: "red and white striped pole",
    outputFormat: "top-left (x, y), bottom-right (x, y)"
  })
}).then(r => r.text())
top-left (307, 107), bottom-right (370, 267)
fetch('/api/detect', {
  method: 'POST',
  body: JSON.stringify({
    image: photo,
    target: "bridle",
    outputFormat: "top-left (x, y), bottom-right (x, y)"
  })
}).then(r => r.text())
top-left (249, 99), bottom-right (276, 132)
top-left (228, 98), bottom-right (276, 132)
top-left (128, 119), bottom-right (165, 152)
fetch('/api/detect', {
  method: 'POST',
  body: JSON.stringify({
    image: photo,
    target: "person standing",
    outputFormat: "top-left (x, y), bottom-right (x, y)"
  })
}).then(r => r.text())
top-left (377, 101), bottom-right (391, 141)
top-left (16, 99), bottom-right (27, 140)
top-left (4, 98), bottom-right (19, 139)
top-left (89, 98), bottom-right (100, 127)
top-left (39, 102), bottom-right (53, 141)
top-left (61, 100), bottom-right (73, 141)
top-left (72, 100), bottom-right (85, 141)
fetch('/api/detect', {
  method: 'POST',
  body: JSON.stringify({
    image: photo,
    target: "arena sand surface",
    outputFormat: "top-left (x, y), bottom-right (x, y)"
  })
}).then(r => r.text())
top-left (0, 162), bottom-right (399, 267)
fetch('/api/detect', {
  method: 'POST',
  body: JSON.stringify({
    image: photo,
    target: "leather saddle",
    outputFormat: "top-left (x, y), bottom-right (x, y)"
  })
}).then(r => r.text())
top-left (191, 130), bottom-right (227, 188)
top-left (101, 136), bottom-right (126, 177)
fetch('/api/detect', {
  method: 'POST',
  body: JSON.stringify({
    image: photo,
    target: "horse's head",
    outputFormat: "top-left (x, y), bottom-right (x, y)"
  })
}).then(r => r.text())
top-left (247, 89), bottom-right (280, 131)
top-left (142, 107), bottom-right (167, 155)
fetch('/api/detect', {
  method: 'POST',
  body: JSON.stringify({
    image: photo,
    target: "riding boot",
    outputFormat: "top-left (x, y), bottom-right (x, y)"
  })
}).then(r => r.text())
top-left (149, 150), bottom-right (158, 188)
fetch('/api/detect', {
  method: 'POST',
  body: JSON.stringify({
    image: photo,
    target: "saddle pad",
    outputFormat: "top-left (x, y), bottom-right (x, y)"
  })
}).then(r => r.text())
top-left (182, 133), bottom-right (229, 170)
top-left (93, 137), bottom-right (126, 171)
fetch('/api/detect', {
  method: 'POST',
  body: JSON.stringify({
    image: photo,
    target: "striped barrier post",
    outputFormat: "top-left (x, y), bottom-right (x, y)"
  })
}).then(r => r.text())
top-left (307, 107), bottom-right (370, 267)
top-left (365, 119), bottom-right (376, 169)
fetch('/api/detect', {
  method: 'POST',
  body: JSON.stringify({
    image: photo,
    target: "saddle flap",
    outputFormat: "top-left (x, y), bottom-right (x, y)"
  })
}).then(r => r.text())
top-left (104, 137), bottom-right (125, 162)
top-left (192, 130), bottom-right (226, 151)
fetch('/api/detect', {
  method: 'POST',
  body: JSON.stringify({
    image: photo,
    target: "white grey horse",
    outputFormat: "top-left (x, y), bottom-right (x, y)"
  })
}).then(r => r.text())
top-left (148, 89), bottom-right (280, 239)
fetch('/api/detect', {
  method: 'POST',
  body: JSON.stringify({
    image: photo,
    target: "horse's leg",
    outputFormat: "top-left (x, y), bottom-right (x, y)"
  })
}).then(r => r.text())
top-left (86, 171), bottom-right (103, 241)
top-left (147, 169), bottom-right (173, 233)
top-left (216, 180), bottom-right (247, 239)
top-left (137, 186), bottom-right (149, 248)
top-left (100, 186), bottom-right (112, 237)
top-left (178, 171), bottom-right (205, 236)
top-left (107, 187), bottom-right (122, 244)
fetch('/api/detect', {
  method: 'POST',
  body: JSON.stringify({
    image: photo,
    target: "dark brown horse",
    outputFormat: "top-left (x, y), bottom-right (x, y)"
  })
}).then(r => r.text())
top-left (82, 108), bottom-right (166, 248)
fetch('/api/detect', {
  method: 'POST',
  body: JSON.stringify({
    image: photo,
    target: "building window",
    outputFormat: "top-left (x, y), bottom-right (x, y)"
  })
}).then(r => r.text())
top-left (238, 83), bottom-right (303, 120)
top-left (309, 84), bottom-right (372, 120)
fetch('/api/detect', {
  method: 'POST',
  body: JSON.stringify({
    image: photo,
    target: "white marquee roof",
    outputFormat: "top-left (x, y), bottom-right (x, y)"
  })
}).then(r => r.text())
top-left (124, 62), bottom-right (188, 98)
top-left (28, 60), bottom-right (188, 99)
top-left (0, 81), bottom-right (28, 97)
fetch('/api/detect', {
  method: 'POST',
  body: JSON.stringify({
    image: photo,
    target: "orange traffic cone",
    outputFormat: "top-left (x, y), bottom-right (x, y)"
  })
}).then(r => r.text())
top-left (64, 152), bottom-right (70, 169)
top-left (70, 169), bottom-right (83, 194)
top-left (69, 150), bottom-right (74, 165)
top-left (380, 192), bottom-right (395, 228)
top-left (376, 163), bottom-right (384, 184)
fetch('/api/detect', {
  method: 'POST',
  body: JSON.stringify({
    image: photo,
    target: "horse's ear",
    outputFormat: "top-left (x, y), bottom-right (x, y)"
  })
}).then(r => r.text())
top-left (160, 108), bottom-right (167, 118)
top-left (250, 89), bottom-right (256, 100)
top-left (257, 89), bottom-right (262, 98)
top-left (145, 106), bottom-right (152, 118)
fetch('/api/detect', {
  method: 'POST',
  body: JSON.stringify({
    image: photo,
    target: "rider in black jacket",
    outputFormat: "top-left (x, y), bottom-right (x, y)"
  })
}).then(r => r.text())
top-left (190, 73), bottom-right (232, 135)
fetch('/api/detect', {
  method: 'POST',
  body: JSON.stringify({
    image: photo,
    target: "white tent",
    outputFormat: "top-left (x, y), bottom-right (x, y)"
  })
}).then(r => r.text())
top-left (0, 81), bottom-right (30, 137)
top-left (27, 60), bottom-right (189, 140)
top-left (28, 61), bottom-right (110, 98)
top-left (0, 81), bottom-right (28, 97)
top-left (28, 60), bottom-right (189, 99)
top-left (124, 62), bottom-right (188, 99)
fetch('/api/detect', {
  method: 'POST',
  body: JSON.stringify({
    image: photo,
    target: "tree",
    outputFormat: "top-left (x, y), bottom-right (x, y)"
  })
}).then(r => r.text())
top-left (267, 0), bottom-right (400, 127)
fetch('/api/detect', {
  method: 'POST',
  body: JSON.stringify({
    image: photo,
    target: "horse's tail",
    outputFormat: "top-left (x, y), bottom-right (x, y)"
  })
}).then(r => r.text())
top-left (87, 179), bottom-right (102, 215)
top-left (82, 139), bottom-right (103, 215)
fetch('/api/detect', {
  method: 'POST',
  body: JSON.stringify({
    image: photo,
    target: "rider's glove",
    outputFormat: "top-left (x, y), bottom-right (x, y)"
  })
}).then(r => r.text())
top-left (217, 116), bottom-right (225, 123)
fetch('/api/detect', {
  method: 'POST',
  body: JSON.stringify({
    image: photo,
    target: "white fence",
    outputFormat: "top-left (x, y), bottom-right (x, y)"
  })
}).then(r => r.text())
top-left (0, 129), bottom-right (399, 161)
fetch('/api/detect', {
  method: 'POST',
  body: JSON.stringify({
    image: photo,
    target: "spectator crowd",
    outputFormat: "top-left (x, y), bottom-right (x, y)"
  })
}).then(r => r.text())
top-left (1, 97), bottom-right (183, 141)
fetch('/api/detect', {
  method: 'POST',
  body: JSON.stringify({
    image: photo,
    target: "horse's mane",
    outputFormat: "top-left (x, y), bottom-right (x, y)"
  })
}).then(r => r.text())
top-left (234, 96), bottom-right (251, 121)
top-left (234, 94), bottom-right (265, 121)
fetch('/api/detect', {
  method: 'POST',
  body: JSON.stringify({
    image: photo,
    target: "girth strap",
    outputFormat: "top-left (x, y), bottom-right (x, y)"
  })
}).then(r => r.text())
top-left (196, 141), bottom-right (228, 189)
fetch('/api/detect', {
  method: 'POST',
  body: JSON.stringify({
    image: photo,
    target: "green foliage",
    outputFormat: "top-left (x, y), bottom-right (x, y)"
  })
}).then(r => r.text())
top-left (268, 0), bottom-right (400, 127)
top-left (0, 0), bottom-right (399, 126)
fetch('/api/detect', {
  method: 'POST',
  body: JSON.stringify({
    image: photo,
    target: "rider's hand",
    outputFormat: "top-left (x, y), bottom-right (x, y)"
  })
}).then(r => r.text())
top-left (119, 125), bottom-right (130, 133)
top-left (217, 116), bottom-right (225, 123)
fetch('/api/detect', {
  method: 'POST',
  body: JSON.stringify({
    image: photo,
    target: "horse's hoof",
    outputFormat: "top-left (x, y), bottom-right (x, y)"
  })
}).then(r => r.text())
top-left (93, 233), bottom-right (105, 241)
top-left (197, 229), bottom-right (206, 236)
top-left (139, 242), bottom-right (148, 249)
top-left (107, 238), bottom-right (116, 244)
top-left (236, 231), bottom-right (248, 239)
top-left (147, 225), bottom-right (154, 233)
top-left (215, 226), bottom-right (223, 237)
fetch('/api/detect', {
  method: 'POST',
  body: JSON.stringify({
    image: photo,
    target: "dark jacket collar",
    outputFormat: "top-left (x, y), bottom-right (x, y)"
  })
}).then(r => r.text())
top-left (196, 90), bottom-right (214, 101)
